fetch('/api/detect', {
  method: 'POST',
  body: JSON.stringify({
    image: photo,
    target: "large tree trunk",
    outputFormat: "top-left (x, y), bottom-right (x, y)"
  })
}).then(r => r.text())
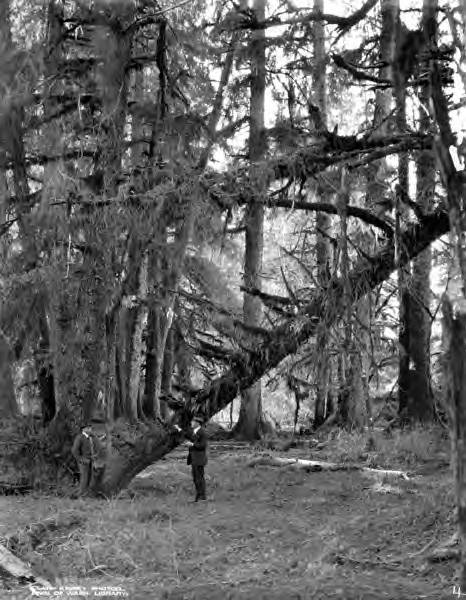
top-left (160, 326), bottom-right (175, 420)
top-left (50, 8), bottom-right (133, 428)
top-left (357, 0), bottom-right (398, 432)
top-left (312, 0), bottom-right (333, 429)
top-left (443, 299), bottom-right (466, 590)
top-left (36, 307), bottom-right (56, 424)
top-left (127, 251), bottom-right (149, 421)
top-left (336, 171), bottom-right (365, 429)
top-left (0, 5), bottom-right (16, 416)
top-left (92, 208), bottom-right (451, 496)
top-left (116, 67), bottom-right (149, 422)
top-left (430, 8), bottom-right (466, 584)
top-left (397, 0), bottom-right (437, 423)
top-left (0, 331), bottom-right (17, 416)
top-left (234, 0), bottom-right (266, 440)
top-left (118, 239), bottom-right (148, 422)
top-left (405, 0), bottom-right (437, 422)
top-left (394, 5), bottom-right (412, 421)
top-left (35, 0), bottom-right (65, 425)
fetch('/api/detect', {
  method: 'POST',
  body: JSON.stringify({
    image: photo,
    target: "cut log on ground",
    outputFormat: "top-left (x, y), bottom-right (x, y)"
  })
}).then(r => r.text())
top-left (247, 455), bottom-right (410, 480)
top-left (0, 543), bottom-right (50, 587)
top-left (427, 533), bottom-right (459, 563)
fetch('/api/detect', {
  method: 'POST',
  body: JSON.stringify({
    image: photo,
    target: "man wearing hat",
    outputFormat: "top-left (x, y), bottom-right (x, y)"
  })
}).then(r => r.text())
top-left (174, 415), bottom-right (208, 501)
top-left (71, 412), bottom-right (107, 496)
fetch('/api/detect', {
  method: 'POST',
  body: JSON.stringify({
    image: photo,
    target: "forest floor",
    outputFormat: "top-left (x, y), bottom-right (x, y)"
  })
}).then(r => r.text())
top-left (0, 426), bottom-right (460, 599)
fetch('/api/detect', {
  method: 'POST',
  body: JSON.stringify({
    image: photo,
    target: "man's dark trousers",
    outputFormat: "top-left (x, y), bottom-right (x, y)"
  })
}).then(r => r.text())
top-left (191, 465), bottom-right (206, 500)
top-left (187, 425), bottom-right (208, 501)
top-left (78, 461), bottom-right (92, 495)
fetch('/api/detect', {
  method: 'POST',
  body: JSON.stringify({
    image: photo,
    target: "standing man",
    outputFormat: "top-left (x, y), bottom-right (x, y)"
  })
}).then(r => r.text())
top-left (71, 413), bottom-right (107, 496)
top-left (71, 424), bottom-right (93, 496)
top-left (174, 415), bottom-right (208, 502)
top-left (88, 414), bottom-right (107, 491)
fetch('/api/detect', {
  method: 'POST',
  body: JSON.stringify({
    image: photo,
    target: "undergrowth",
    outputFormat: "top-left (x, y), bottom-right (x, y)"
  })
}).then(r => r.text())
top-left (330, 424), bottom-right (449, 469)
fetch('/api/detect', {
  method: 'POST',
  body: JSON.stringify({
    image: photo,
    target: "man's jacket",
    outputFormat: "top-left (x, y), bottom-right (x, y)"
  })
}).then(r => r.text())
top-left (187, 427), bottom-right (208, 466)
top-left (72, 430), bottom-right (106, 468)
top-left (71, 431), bottom-right (93, 464)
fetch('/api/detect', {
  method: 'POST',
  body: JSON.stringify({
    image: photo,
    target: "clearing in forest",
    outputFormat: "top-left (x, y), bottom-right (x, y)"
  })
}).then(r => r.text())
top-left (0, 430), bottom-right (458, 599)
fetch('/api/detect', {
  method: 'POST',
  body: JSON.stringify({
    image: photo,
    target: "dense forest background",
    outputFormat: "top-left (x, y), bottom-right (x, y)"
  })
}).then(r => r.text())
top-left (0, 0), bottom-right (465, 496)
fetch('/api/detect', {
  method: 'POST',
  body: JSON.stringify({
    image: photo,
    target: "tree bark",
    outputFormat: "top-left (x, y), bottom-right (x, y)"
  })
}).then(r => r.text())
top-left (313, 0), bottom-right (333, 429)
top-left (160, 326), bottom-right (175, 420)
top-left (50, 7), bottom-right (134, 428)
top-left (443, 299), bottom-right (466, 590)
top-left (141, 20), bottom-right (169, 420)
top-left (336, 170), bottom-right (365, 429)
top-left (127, 251), bottom-right (149, 421)
top-left (358, 0), bottom-right (398, 433)
top-left (394, 5), bottom-right (412, 421)
top-left (404, 0), bottom-right (437, 422)
top-left (398, 0), bottom-right (437, 423)
top-left (36, 306), bottom-right (56, 424)
top-left (0, 330), bottom-right (17, 416)
top-left (234, 0), bottom-right (266, 440)
top-left (0, 5), bottom-right (16, 416)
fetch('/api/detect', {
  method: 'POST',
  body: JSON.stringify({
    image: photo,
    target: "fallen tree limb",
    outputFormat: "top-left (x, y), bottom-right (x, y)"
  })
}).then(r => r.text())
top-left (246, 455), bottom-right (410, 480)
top-left (0, 543), bottom-right (50, 587)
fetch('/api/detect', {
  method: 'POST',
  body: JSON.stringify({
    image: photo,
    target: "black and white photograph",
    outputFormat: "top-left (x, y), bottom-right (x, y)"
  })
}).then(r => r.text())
top-left (0, 0), bottom-right (465, 598)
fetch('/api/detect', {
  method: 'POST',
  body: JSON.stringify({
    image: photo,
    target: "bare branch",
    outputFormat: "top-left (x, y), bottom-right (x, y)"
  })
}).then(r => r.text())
top-left (264, 198), bottom-right (393, 236)
top-left (331, 53), bottom-right (391, 86)
top-left (229, 0), bottom-right (378, 33)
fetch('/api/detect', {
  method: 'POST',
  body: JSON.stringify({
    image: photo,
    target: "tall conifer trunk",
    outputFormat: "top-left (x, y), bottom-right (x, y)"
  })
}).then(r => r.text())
top-left (406, 0), bottom-right (436, 422)
top-left (394, 5), bottom-right (412, 421)
top-left (51, 7), bottom-right (133, 428)
top-left (0, 1), bottom-right (17, 417)
top-left (313, 0), bottom-right (332, 429)
top-left (234, 0), bottom-right (266, 440)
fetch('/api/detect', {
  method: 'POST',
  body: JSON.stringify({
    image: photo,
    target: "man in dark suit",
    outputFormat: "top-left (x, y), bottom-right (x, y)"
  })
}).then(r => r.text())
top-left (71, 413), bottom-right (107, 496)
top-left (71, 424), bottom-right (93, 496)
top-left (174, 415), bottom-right (208, 501)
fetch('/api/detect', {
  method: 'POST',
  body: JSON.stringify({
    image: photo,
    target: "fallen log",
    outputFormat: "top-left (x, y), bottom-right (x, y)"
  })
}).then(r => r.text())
top-left (247, 455), bottom-right (410, 480)
top-left (426, 532), bottom-right (459, 562)
top-left (0, 481), bottom-right (32, 496)
top-left (0, 543), bottom-right (50, 587)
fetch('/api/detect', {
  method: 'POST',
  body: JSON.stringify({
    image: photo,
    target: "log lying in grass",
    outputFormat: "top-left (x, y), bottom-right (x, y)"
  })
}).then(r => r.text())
top-left (247, 455), bottom-right (410, 480)
top-left (427, 533), bottom-right (459, 563)
top-left (0, 481), bottom-right (32, 496)
top-left (0, 543), bottom-right (50, 587)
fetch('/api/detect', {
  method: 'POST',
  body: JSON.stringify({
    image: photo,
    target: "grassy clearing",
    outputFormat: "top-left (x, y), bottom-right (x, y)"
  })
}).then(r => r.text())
top-left (0, 426), bottom-right (458, 599)
top-left (329, 424), bottom-right (449, 469)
